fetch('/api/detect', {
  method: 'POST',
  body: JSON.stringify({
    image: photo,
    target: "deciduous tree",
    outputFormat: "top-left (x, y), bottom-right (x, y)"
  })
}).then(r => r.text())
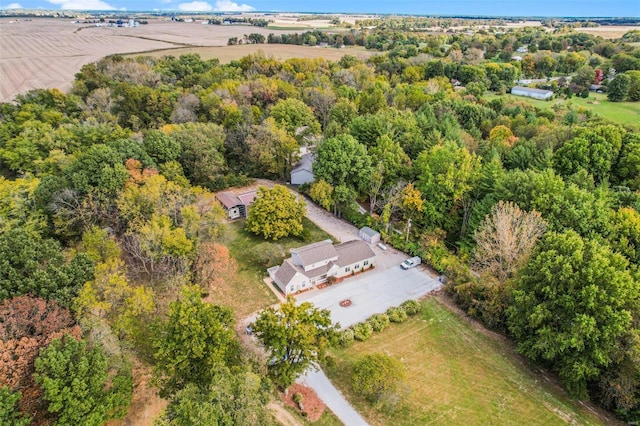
top-left (351, 353), bottom-right (407, 406)
top-left (252, 296), bottom-right (337, 389)
top-left (245, 185), bottom-right (306, 241)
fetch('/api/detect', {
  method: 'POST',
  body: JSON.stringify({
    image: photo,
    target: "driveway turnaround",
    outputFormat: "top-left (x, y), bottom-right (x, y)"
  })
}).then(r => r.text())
top-left (296, 266), bottom-right (442, 329)
top-left (298, 368), bottom-right (369, 426)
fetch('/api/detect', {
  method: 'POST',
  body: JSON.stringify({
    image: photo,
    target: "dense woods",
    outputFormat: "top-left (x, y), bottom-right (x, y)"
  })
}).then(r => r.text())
top-left (1, 20), bottom-right (639, 424)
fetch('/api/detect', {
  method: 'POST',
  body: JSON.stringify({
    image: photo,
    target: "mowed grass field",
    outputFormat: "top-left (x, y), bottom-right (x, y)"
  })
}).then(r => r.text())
top-left (325, 297), bottom-right (614, 426)
top-left (496, 92), bottom-right (640, 127)
top-left (215, 218), bottom-right (333, 317)
top-left (128, 44), bottom-right (375, 64)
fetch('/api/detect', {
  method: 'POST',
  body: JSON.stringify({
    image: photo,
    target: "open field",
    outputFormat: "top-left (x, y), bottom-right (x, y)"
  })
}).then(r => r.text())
top-left (576, 25), bottom-right (639, 39)
top-left (324, 297), bottom-right (616, 426)
top-left (216, 218), bottom-right (333, 318)
top-left (128, 44), bottom-right (374, 64)
top-left (0, 18), bottom-right (299, 102)
top-left (492, 92), bottom-right (640, 127)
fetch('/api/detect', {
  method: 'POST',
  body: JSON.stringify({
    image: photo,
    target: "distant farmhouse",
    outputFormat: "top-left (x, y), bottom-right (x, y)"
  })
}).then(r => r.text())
top-left (290, 153), bottom-right (315, 186)
top-left (511, 86), bottom-right (553, 100)
top-left (268, 240), bottom-right (376, 295)
top-left (216, 189), bottom-right (257, 220)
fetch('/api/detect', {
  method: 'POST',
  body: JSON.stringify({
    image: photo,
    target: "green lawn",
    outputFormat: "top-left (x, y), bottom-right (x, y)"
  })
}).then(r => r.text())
top-left (214, 218), bottom-right (333, 317)
top-left (496, 92), bottom-right (640, 127)
top-left (324, 297), bottom-right (610, 426)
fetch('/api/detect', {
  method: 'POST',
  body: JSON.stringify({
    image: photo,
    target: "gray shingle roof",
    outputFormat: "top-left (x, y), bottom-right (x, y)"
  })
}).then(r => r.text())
top-left (290, 239), bottom-right (337, 266)
top-left (334, 240), bottom-right (376, 267)
top-left (274, 259), bottom-right (299, 286)
top-left (359, 226), bottom-right (380, 238)
top-left (291, 153), bottom-right (315, 174)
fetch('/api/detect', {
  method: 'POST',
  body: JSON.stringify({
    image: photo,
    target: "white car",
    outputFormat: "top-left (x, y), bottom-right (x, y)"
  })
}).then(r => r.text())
top-left (400, 256), bottom-right (421, 269)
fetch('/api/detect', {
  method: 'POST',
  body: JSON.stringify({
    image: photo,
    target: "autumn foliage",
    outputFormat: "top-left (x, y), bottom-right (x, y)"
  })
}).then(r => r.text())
top-left (0, 295), bottom-right (81, 419)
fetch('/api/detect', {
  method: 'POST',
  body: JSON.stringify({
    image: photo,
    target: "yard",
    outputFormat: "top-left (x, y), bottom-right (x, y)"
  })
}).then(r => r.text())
top-left (496, 92), bottom-right (640, 127)
top-left (324, 297), bottom-right (613, 426)
top-left (215, 218), bottom-right (334, 317)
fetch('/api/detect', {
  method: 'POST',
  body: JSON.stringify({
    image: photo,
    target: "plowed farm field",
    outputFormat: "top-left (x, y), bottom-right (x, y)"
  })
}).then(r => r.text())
top-left (0, 18), bottom-right (302, 102)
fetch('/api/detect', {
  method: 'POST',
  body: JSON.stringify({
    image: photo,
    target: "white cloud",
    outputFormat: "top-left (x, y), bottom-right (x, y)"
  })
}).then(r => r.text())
top-left (47, 0), bottom-right (115, 9)
top-left (177, 0), bottom-right (254, 11)
top-left (213, 0), bottom-right (253, 11)
top-left (2, 2), bottom-right (24, 8)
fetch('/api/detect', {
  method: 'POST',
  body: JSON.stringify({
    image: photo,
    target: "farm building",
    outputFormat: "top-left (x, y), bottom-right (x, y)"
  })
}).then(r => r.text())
top-left (268, 239), bottom-right (376, 295)
top-left (359, 226), bottom-right (381, 244)
top-left (290, 153), bottom-right (315, 186)
top-left (216, 190), bottom-right (257, 220)
top-left (511, 86), bottom-right (553, 100)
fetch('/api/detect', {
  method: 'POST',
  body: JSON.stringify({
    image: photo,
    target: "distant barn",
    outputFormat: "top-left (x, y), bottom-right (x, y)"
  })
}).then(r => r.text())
top-left (511, 86), bottom-right (553, 100)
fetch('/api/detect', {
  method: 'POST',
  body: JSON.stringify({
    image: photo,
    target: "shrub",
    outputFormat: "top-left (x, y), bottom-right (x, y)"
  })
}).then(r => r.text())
top-left (351, 353), bottom-right (407, 406)
top-left (324, 354), bottom-right (336, 368)
top-left (339, 328), bottom-right (355, 347)
top-left (367, 313), bottom-right (390, 332)
top-left (401, 300), bottom-right (421, 316)
top-left (352, 322), bottom-right (373, 341)
top-left (292, 393), bottom-right (304, 404)
top-left (387, 307), bottom-right (407, 323)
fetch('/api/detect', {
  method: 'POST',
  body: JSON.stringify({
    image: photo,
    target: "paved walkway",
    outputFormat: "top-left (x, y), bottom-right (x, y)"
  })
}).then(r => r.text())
top-left (298, 368), bottom-right (369, 426)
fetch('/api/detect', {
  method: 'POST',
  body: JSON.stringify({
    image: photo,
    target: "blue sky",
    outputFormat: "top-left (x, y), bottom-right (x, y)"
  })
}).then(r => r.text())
top-left (1, 0), bottom-right (639, 17)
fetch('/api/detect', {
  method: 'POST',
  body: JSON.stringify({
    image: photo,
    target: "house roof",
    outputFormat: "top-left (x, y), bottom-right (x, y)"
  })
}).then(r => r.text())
top-left (511, 86), bottom-right (553, 96)
top-left (334, 240), bottom-right (376, 267)
top-left (359, 226), bottom-right (380, 238)
top-left (274, 259), bottom-right (299, 286)
top-left (291, 153), bottom-right (315, 174)
top-left (290, 239), bottom-right (337, 266)
top-left (216, 190), bottom-right (257, 209)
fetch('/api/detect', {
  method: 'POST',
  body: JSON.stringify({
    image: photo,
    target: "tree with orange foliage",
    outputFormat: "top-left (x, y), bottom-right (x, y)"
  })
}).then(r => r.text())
top-left (195, 242), bottom-right (238, 291)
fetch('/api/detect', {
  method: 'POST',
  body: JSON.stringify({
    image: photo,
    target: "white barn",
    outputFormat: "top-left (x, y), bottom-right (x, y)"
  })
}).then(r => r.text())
top-left (511, 86), bottom-right (553, 100)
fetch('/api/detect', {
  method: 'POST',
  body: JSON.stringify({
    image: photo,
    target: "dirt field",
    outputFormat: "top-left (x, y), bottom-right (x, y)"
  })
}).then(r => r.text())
top-left (576, 25), bottom-right (639, 39)
top-left (129, 44), bottom-right (375, 64)
top-left (0, 18), bottom-right (299, 102)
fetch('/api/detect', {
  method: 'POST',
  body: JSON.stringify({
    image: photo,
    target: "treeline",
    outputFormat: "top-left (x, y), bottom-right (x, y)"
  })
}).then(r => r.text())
top-left (0, 26), bottom-right (639, 423)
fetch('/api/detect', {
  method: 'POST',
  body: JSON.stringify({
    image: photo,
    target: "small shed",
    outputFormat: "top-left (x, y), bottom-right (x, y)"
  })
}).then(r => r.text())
top-left (511, 86), bottom-right (553, 100)
top-left (359, 226), bottom-right (381, 245)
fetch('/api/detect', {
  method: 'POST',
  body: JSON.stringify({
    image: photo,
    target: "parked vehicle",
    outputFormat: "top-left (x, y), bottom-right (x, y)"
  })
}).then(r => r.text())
top-left (400, 256), bottom-right (421, 269)
top-left (377, 242), bottom-right (388, 251)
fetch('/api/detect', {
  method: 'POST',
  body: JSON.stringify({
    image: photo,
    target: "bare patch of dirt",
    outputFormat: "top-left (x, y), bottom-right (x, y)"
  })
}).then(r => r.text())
top-left (268, 401), bottom-right (304, 426)
top-left (107, 363), bottom-right (167, 426)
top-left (280, 384), bottom-right (326, 423)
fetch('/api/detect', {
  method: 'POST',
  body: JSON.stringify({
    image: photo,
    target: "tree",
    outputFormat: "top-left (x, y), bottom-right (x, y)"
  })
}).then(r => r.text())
top-left (195, 242), bottom-right (238, 292)
top-left (313, 134), bottom-right (371, 193)
top-left (152, 286), bottom-right (237, 397)
top-left (34, 335), bottom-right (132, 426)
top-left (401, 183), bottom-right (423, 241)
top-left (245, 185), bottom-right (306, 241)
top-left (507, 231), bottom-right (639, 397)
top-left (351, 353), bottom-right (407, 406)
top-left (0, 295), bottom-right (81, 419)
top-left (246, 118), bottom-right (299, 179)
top-left (0, 388), bottom-right (31, 426)
top-left (160, 369), bottom-right (273, 426)
top-left (252, 296), bottom-right (337, 389)
top-left (472, 201), bottom-right (547, 282)
top-left (607, 73), bottom-right (631, 102)
top-left (270, 98), bottom-right (321, 143)
top-left (309, 179), bottom-right (334, 212)
top-left (0, 228), bottom-right (94, 306)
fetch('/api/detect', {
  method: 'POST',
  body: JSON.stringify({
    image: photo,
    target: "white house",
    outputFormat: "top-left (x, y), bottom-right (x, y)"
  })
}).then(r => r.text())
top-left (511, 86), bottom-right (553, 100)
top-left (216, 190), bottom-right (257, 219)
top-left (359, 226), bottom-right (381, 244)
top-left (290, 153), bottom-right (315, 186)
top-left (268, 239), bottom-right (376, 295)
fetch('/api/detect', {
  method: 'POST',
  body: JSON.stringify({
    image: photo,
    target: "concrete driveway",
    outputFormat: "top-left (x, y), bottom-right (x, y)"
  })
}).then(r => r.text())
top-left (296, 265), bottom-right (442, 329)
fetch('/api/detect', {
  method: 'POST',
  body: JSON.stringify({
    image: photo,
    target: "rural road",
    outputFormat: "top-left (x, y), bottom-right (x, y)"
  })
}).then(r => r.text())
top-left (298, 369), bottom-right (369, 426)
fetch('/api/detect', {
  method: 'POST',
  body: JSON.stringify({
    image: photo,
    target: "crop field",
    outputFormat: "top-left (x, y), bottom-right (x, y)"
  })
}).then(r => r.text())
top-left (0, 18), bottom-right (298, 102)
top-left (576, 25), bottom-right (638, 39)
top-left (130, 44), bottom-right (375, 64)
top-left (324, 297), bottom-right (616, 426)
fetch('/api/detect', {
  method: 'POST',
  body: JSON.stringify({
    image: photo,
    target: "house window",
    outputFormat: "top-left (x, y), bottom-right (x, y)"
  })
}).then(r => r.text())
top-left (345, 266), bottom-right (351, 272)
top-left (364, 260), bottom-right (369, 266)
top-left (320, 274), bottom-right (327, 279)
top-left (289, 285), bottom-right (294, 293)
top-left (302, 281), bottom-right (306, 288)
top-left (355, 264), bottom-right (360, 269)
